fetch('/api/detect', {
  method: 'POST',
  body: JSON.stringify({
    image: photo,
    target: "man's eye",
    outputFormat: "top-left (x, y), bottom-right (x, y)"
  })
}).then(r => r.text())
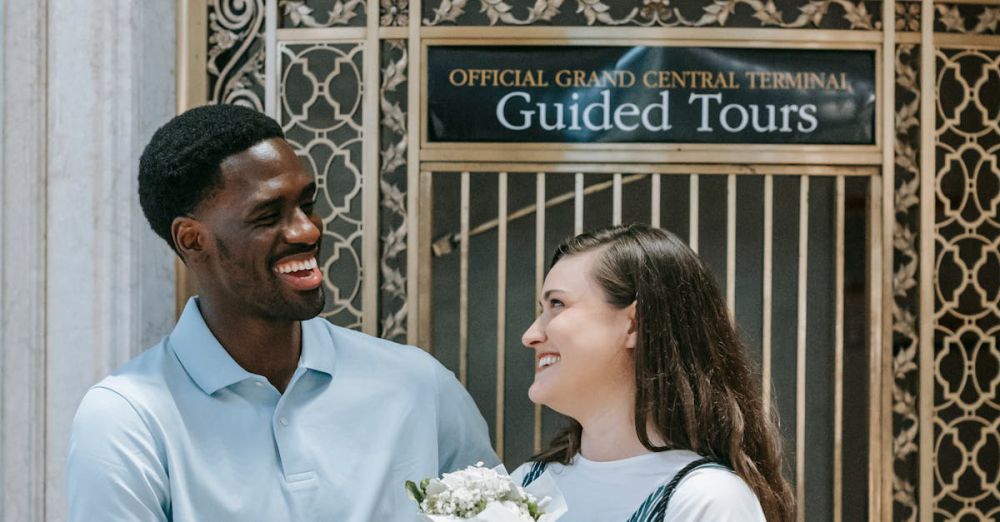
top-left (255, 213), bottom-right (280, 225)
top-left (549, 299), bottom-right (564, 308)
top-left (302, 200), bottom-right (316, 214)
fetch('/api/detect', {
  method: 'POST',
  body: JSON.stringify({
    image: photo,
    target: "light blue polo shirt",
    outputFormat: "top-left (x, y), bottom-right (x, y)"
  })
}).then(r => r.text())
top-left (66, 298), bottom-right (498, 521)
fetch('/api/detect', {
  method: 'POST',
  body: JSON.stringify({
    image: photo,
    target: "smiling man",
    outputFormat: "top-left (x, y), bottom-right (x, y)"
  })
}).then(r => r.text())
top-left (66, 105), bottom-right (497, 521)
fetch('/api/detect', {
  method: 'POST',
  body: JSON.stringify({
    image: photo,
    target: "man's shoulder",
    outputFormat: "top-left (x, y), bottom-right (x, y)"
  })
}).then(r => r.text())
top-left (309, 318), bottom-right (443, 377)
top-left (92, 338), bottom-right (178, 404)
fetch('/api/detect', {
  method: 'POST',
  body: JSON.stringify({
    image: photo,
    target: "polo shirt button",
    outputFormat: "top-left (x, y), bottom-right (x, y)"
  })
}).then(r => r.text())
top-left (279, 417), bottom-right (289, 426)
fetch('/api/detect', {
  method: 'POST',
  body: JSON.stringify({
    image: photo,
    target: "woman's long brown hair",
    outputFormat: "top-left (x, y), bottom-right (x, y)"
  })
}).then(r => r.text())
top-left (533, 224), bottom-right (794, 521)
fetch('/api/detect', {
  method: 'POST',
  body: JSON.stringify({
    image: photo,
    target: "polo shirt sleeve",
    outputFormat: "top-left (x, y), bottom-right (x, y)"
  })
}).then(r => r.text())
top-left (432, 361), bottom-right (501, 473)
top-left (663, 468), bottom-right (767, 521)
top-left (66, 386), bottom-right (169, 522)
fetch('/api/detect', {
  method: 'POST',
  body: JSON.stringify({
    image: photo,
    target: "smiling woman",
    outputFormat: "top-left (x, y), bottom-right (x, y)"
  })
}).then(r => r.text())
top-left (512, 224), bottom-right (794, 522)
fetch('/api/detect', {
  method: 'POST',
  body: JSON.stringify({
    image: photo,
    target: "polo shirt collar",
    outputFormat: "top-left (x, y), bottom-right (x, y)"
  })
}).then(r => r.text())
top-left (170, 297), bottom-right (256, 395)
top-left (299, 317), bottom-right (336, 377)
top-left (170, 298), bottom-right (337, 394)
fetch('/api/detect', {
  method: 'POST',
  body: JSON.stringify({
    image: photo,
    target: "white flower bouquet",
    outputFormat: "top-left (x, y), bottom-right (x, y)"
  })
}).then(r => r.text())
top-left (405, 462), bottom-right (566, 522)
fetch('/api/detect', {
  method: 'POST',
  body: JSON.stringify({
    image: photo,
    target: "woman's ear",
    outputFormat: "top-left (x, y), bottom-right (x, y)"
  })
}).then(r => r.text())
top-left (624, 301), bottom-right (638, 350)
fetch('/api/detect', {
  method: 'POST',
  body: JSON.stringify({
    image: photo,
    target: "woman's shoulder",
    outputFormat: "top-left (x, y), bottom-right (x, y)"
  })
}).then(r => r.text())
top-left (664, 466), bottom-right (766, 521)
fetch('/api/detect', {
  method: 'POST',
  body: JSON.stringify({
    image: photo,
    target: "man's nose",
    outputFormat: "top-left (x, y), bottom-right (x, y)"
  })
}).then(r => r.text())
top-left (286, 208), bottom-right (321, 245)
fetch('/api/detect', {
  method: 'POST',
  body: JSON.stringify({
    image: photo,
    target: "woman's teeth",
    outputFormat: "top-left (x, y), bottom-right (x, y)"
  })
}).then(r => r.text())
top-left (275, 257), bottom-right (318, 274)
top-left (537, 354), bottom-right (561, 369)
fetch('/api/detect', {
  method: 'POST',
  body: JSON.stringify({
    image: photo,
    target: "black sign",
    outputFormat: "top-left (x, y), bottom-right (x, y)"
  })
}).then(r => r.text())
top-left (427, 45), bottom-right (876, 145)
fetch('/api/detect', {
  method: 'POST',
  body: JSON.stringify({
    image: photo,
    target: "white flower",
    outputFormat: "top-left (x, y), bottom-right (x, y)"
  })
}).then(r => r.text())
top-left (407, 463), bottom-right (544, 521)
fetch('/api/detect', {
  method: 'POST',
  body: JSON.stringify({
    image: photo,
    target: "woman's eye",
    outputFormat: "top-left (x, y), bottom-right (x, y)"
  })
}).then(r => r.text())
top-left (549, 299), bottom-right (564, 308)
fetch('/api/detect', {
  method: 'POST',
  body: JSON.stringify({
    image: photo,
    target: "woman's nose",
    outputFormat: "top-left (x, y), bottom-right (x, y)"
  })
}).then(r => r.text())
top-left (521, 316), bottom-right (545, 348)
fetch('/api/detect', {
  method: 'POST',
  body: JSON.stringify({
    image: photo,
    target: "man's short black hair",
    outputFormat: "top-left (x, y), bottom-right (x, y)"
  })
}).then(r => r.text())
top-left (138, 104), bottom-right (285, 252)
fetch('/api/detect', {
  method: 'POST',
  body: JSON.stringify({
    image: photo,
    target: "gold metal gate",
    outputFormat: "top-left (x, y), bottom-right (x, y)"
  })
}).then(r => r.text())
top-left (180, 1), bottom-right (1000, 519)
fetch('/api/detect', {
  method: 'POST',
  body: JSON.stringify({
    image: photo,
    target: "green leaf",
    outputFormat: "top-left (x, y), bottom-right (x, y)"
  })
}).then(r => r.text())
top-left (404, 480), bottom-right (425, 503)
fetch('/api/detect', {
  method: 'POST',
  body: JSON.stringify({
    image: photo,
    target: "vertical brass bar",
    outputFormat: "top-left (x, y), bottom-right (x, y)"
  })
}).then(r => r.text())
top-left (496, 172), bottom-right (508, 461)
top-left (534, 173), bottom-right (545, 453)
top-left (264, 0), bottom-right (277, 116)
top-left (879, 1), bottom-right (898, 517)
top-left (459, 172), bottom-right (470, 386)
top-left (689, 174), bottom-right (699, 253)
top-left (575, 173), bottom-right (584, 235)
top-left (418, 171), bottom-right (433, 349)
top-left (613, 173), bottom-right (622, 226)
top-left (727, 174), bottom-right (737, 311)
top-left (406, 0), bottom-right (423, 345)
top-left (651, 174), bottom-right (661, 228)
top-left (918, 1), bottom-right (936, 519)
top-left (796, 176), bottom-right (809, 522)
top-left (175, 0), bottom-right (208, 317)
top-left (867, 176), bottom-right (886, 522)
top-left (361, 0), bottom-right (380, 336)
top-left (762, 175), bottom-right (774, 410)
top-left (834, 176), bottom-right (845, 522)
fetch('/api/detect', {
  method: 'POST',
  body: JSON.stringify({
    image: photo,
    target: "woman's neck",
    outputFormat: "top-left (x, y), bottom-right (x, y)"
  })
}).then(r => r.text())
top-left (575, 388), bottom-right (656, 462)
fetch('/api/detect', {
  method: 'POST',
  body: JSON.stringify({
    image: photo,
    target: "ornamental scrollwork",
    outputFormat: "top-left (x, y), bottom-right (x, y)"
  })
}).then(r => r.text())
top-left (208, 0), bottom-right (266, 110)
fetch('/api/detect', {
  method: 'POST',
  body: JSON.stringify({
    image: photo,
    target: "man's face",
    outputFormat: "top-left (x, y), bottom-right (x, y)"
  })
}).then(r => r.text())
top-left (190, 137), bottom-right (325, 321)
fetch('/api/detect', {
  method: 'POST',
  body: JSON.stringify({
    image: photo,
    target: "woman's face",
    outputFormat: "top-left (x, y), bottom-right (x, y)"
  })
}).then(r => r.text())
top-left (521, 250), bottom-right (636, 418)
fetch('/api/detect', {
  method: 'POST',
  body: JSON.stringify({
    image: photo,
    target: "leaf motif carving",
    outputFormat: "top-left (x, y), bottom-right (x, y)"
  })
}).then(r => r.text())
top-left (575, 0), bottom-right (637, 26)
top-left (973, 7), bottom-right (1000, 34)
top-left (279, 0), bottom-right (366, 27)
top-left (479, 0), bottom-right (563, 25)
top-left (936, 4), bottom-right (966, 33)
top-left (839, 0), bottom-right (874, 30)
top-left (424, 0), bottom-right (468, 25)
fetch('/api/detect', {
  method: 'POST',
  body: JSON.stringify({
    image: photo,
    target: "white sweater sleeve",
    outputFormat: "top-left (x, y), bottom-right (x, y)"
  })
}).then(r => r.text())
top-left (662, 468), bottom-right (767, 522)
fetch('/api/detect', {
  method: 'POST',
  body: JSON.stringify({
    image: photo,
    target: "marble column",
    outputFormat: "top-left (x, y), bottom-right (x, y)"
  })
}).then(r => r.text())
top-left (1, 1), bottom-right (177, 519)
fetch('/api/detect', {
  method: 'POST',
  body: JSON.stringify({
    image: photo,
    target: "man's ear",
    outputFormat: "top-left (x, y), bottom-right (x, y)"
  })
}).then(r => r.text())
top-left (624, 301), bottom-right (638, 350)
top-left (171, 216), bottom-right (207, 264)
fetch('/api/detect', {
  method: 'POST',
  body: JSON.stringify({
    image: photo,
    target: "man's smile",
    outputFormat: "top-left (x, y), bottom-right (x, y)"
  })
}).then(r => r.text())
top-left (272, 252), bottom-right (323, 291)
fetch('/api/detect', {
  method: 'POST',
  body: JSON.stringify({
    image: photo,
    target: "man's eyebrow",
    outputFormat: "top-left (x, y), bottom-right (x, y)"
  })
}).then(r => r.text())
top-left (247, 197), bottom-right (281, 216)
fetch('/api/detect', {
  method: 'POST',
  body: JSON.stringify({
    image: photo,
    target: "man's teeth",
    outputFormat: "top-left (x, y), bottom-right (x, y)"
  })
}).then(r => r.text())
top-left (537, 355), bottom-right (561, 369)
top-left (275, 257), bottom-right (318, 274)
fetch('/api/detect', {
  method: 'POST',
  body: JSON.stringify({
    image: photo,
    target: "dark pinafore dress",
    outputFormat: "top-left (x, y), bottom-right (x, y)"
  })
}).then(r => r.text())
top-left (520, 457), bottom-right (723, 522)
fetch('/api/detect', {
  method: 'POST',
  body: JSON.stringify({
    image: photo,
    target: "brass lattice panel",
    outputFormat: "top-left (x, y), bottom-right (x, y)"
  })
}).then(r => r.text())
top-left (932, 47), bottom-right (1000, 520)
top-left (279, 42), bottom-right (367, 329)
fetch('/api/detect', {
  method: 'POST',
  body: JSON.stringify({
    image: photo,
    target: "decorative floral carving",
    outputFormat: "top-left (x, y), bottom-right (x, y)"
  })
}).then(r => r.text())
top-left (424, 0), bottom-right (469, 25)
top-left (896, 1), bottom-right (920, 32)
top-left (380, 0), bottom-right (410, 26)
top-left (279, 0), bottom-right (367, 27)
top-left (935, 3), bottom-right (1000, 34)
top-left (422, 0), bottom-right (880, 29)
top-left (378, 40), bottom-right (409, 342)
top-left (891, 43), bottom-right (920, 522)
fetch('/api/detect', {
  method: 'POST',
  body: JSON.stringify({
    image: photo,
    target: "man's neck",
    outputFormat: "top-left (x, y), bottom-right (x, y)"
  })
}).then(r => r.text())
top-left (197, 297), bottom-right (301, 393)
